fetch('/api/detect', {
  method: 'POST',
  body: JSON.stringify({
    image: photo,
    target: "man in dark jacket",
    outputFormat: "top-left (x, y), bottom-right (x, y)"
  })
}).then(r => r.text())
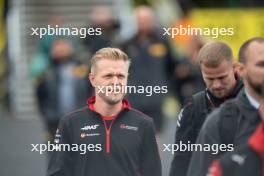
top-left (187, 37), bottom-right (264, 176)
top-left (47, 48), bottom-right (161, 176)
top-left (169, 41), bottom-right (243, 176)
top-left (121, 6), bottom-right (177, 132)
top-left (207, 105), bottom-right (264, 176)
top-left (37, 39), bottom-right (91, 138)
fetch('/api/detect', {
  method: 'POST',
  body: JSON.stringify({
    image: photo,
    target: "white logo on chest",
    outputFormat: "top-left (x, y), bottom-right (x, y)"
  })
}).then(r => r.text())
top-left (231, 154), bottom-right (246, 166)
top-left (81, 124), bottom-right (99, 131)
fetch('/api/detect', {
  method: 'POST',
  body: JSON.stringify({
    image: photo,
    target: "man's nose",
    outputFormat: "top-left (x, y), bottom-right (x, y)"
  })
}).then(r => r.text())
top-left (212, 80), bottom-right (222, 89)
top-left (111, 76), bottom-right (120, 84)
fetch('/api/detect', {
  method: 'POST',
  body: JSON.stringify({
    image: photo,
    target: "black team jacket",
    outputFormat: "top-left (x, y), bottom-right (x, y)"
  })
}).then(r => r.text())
top-left (187, 89), bottom-right (261, 176)
top-left (208, 122), bottom-right (264, 176)
top-left (169, 78), bottom-right (243, 176)
top-left (47, 96), bottom-right (161, 176)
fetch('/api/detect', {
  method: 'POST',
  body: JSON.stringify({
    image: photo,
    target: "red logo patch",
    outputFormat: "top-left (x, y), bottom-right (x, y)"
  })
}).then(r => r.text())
top-left (80, 133), bottom-right (86, 138)
top-left (120, 124), bottom-right (126, 129)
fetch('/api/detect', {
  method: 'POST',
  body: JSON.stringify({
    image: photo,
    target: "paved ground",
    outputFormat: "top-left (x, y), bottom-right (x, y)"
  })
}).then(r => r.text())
top-left (0, 116), bottom-right (47, 176)
top-left (0, 114), bottom-right (176, 176)
top-left (159, 117), bottom-right (177, 176)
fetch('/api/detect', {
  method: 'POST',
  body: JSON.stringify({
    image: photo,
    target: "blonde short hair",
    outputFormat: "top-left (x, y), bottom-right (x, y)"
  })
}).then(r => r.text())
top-left (90, 47), bottom-right (131, 73)
top-left (198, 41), bottom-right (233, 68)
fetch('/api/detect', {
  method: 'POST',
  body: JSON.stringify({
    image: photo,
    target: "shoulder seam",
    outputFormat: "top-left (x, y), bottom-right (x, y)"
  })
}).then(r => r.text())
top-left (130, 108), bottom-right (152, 120)
top-left (63, 106), bottom-right (88, 119)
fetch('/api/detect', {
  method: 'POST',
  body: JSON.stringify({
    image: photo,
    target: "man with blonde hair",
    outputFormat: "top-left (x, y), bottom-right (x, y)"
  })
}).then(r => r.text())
top-left (47, 48), bottom-right (161, 176)
top-left (170, 41), bottom-right (243, 176)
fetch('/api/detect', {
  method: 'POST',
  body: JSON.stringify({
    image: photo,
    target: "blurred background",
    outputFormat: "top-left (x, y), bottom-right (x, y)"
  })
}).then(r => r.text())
top-left (0, 0), bottom-right (263, 175)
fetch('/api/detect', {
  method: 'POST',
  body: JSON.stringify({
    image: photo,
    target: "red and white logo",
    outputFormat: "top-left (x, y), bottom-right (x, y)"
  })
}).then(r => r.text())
top-left (80, 133), bottom-right (86, 138)
top-left (120, 124), bottom-right (138, 131)
top-left (120, 124), bottom-right (126, 129)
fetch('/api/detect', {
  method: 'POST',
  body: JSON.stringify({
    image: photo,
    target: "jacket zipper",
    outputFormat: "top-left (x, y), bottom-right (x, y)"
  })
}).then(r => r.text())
top-left (103, 119), bottom-right (115, 154)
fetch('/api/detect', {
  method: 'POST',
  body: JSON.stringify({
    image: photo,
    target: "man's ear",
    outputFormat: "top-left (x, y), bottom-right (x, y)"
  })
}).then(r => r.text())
top-left (235, 62), bottom-right (246, 78)
top-left (89, 73), bottom-right (96, 88)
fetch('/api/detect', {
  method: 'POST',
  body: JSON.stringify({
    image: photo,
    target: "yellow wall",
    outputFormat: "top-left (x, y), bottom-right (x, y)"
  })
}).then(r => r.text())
top-left (190, 8), bottom-right (264, 61)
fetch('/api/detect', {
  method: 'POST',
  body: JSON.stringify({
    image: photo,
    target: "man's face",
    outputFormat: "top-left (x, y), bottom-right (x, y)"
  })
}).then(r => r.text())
top-left (240, 42), bottom-right (264, 97)
top-left (51, 40), bottom-right (72, 61)
top-left (136, 8), bottom-right (155, 34)
top-left (201, 60), bottom-right (236, 98)
top-left (89, 59), bottom-right (129, 105)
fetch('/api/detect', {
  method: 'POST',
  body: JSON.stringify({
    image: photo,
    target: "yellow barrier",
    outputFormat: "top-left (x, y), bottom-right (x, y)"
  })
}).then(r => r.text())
top-left (190, 8), bottom-right (264, 61)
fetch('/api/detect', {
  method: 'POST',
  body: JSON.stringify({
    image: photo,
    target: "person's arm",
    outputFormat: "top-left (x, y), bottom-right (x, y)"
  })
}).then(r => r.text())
top-left (46, 116), bottom-right (73, 176)
top-left (139, 119), bottom-right (162, 176)
top-left (187, 109), bottom-right (222, 176)
top-left (169, 103), bottom-right (195, 176)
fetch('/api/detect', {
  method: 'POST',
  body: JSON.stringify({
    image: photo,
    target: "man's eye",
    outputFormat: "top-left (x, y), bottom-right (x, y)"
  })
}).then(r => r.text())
top-left (118, 75), bottom-right (125, 79)
top-left (218, 76), bottom-right (226, 80)
top-left (104, 75), bottom-right (112, 79)
top-left (256, 62), bottom-right (264, 67)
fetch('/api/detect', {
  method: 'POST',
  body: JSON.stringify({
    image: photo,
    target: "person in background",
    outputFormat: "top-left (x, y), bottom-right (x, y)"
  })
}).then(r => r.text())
top-left (82, 5), bottom-right (120, 55)
top-left (36, 38), bottom-right (91, 139)
top-left (174, 36), bottom-right (205, 105)
top-left (121, 5), bottom-right (177, 132)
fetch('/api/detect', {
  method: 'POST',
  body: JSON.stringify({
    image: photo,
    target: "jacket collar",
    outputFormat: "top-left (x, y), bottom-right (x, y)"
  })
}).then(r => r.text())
top-left (245, 90), bottom-right (261, 110)
top-left (206, 77), bottom-right (244, 107)
top-left (87, 96), bottom-right (132, 114)
top-left (236, 89), bottom-right (261, 124)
